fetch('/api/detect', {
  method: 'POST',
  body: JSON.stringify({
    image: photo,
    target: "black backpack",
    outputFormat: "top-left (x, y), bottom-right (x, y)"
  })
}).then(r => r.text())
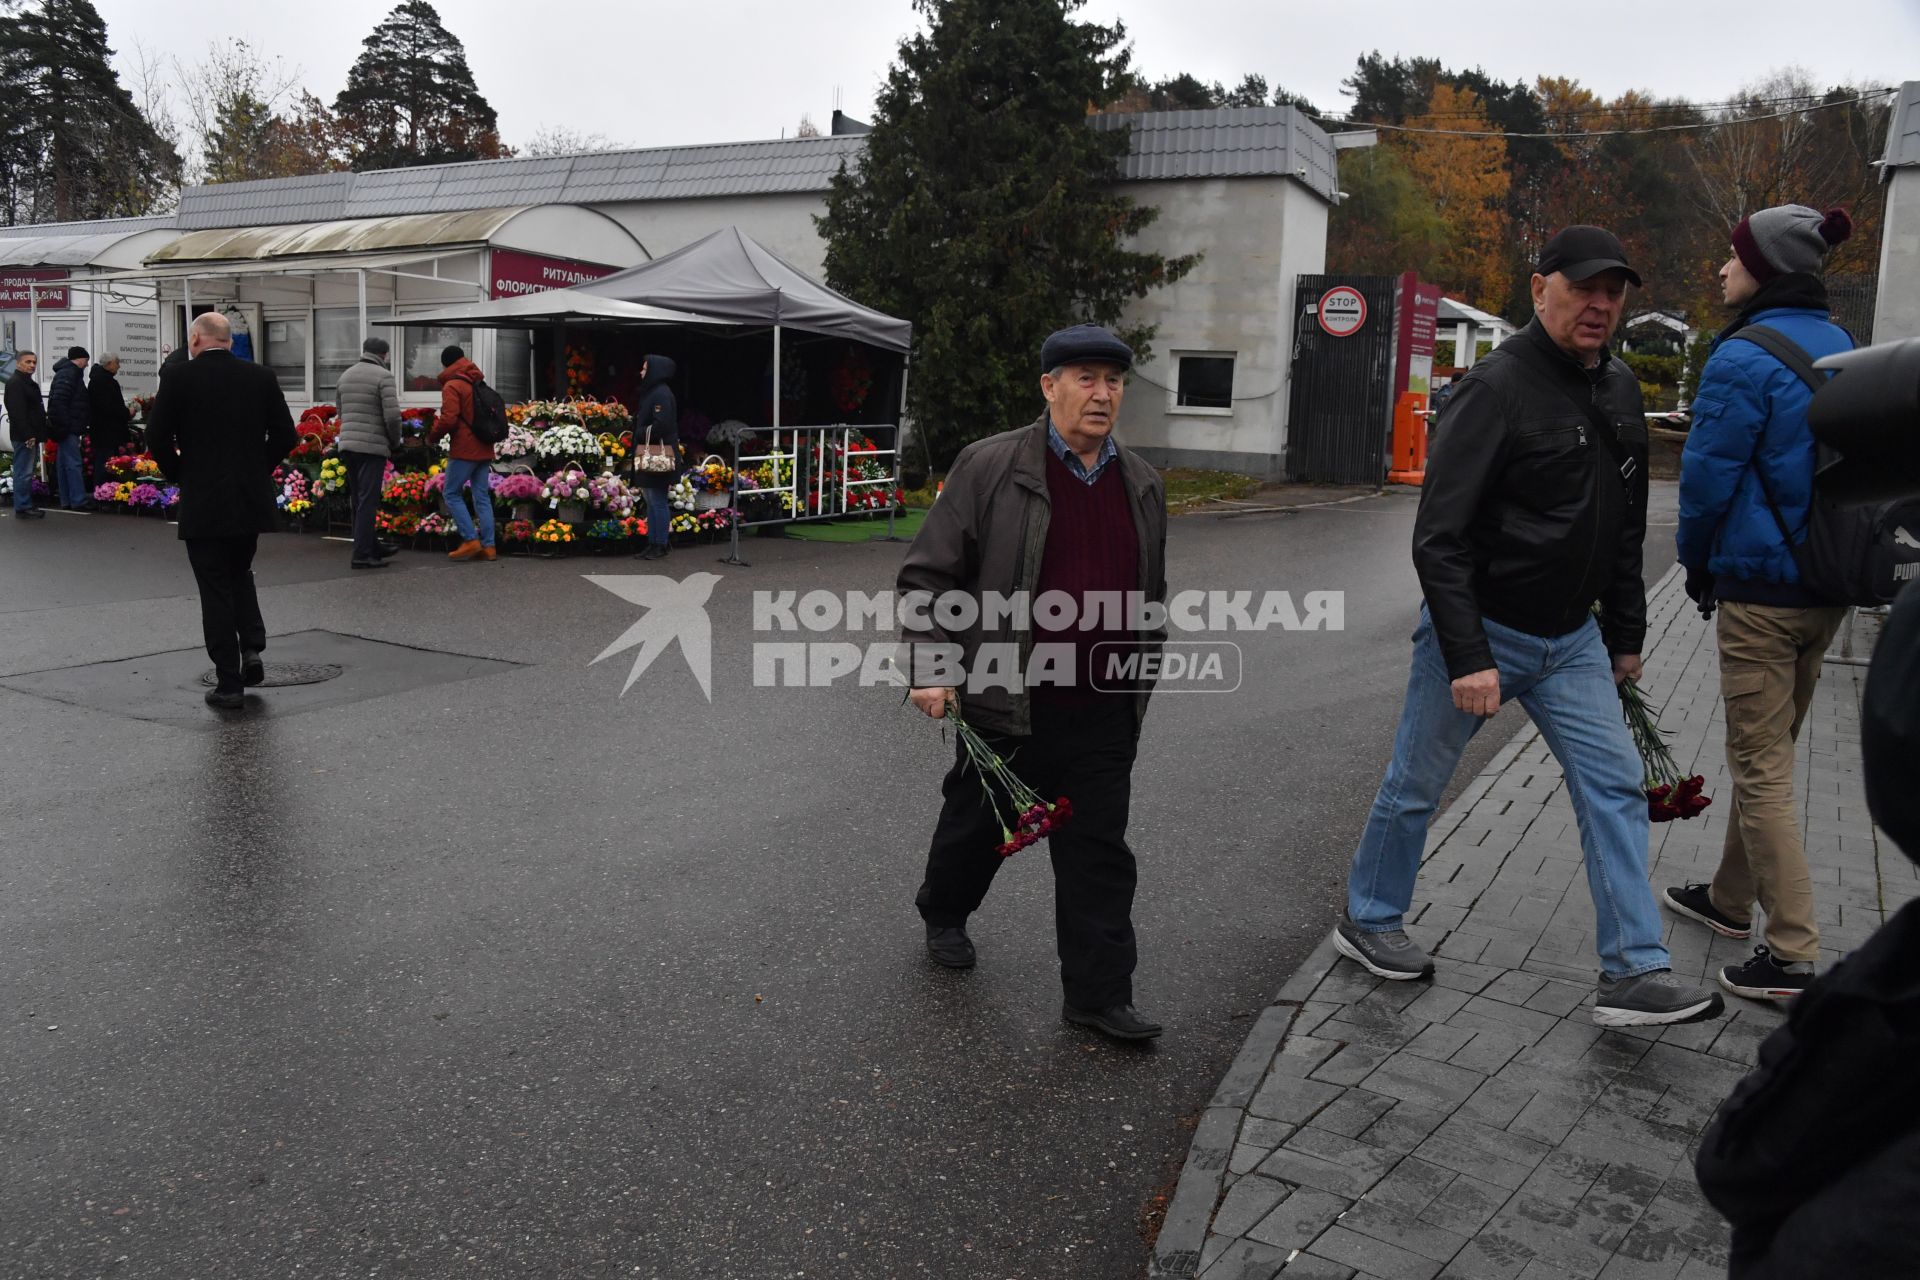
top-left (469, 377), bottom-right (510, 445)
top-left (1731, 325), bottom-right (1920, 606)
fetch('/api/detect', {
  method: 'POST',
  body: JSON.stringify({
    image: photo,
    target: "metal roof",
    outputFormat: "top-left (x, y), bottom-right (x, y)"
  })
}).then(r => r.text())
top-left (1089, 105), bottom-right (1339, 201)
top-left (148, 207), bottom-right (538, 263)
top-left (1437, 297), bottom-right (1514, 331)
top-left (1884, 80), bottom-right (1920, 174)
top-left (167, 108), bottom-right (1340, 229)
top-left (0, 214), bottom-right (175, 240)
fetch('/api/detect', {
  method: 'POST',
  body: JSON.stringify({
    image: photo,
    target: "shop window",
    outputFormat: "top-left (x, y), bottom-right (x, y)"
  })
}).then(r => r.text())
top-left (1173, 352), bottom-right (1235, 413)
top-left (400, 323), bottom-right (474, 394)
top-left (264, 316), bottom-right (309, 399)
top-left (314, 307), bottom-right (392, 400)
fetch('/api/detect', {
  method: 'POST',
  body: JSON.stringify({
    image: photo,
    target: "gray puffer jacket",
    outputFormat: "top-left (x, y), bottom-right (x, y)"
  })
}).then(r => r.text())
top-left (334, 354), bottom-right (401, 457)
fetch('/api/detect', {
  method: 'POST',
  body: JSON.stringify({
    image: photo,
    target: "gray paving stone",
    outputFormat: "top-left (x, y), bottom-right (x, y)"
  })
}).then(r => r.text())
top-left (1249, 1071), bottom-right (1348, 1125)
top-left (1516, 1150), bottom-right (1607, 1211)
top-left (1419, 1171), bottom-right (1514, 1236)
top-left (1314, 1043), bottom-right (1399, 1088)
top-left (1361, 1055), bottom-right (1487, 1113)
top-left (1272, 1034), bottom-right (1346, 1079)
top-left (1436, 1234), bottom-right (1536, 1279)
top-left (1199, 1236), bottom-right (1292, 1280)
top-left (1247, 1186), bottom-right (1352, 1252)
top-left (1482, 1195), bottom-right (1614, 1276)
top-left (1451, 1035), bottom-right (1527, 1082)
top-left (1276, 1255), bottom-right (1358, 1279)
top-left (1216, 1006), bottom-right (1304, 1106)
top-left (1401, 1022), bottom-right (1477, 1063)
top-left (1261, 1126), bottom-right (1400, 1198)
top-left (1309, 1089), bottom-right (1399, 1138)
top-left (1338, 1199), bottom-right (1474, 1264)
top-left (1508, 1090), bottom-right (1583, 1147)
top-left (1307, 1226), bottom-right (1447, 1280)
top-left (1214, 1175), bottom-right (1295, 1239)
top-left (1401, 985), bottom-right (1474, 1026)
top-left (1361, 1154), bottom-right (1457, 1220)
top-left (1359, 1102), bottom-right (1451, 1156)
top-left (1429, 959), bottom-right (1505, 993)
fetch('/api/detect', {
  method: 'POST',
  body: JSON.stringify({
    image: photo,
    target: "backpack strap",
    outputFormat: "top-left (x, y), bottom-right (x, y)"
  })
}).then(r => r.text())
top-left (1724, 325), bottom-right (1832, 547)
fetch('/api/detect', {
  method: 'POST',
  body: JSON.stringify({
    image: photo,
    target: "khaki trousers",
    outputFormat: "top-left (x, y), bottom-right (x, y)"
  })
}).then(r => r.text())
top-left (1708, 601), bottom-right (1847, 962)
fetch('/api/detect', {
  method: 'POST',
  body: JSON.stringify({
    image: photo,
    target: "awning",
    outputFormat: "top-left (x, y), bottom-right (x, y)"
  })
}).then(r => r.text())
top-left (376, 286), bottom-right (715, 330)
top-left (142, 205), bottom-right (639, 266)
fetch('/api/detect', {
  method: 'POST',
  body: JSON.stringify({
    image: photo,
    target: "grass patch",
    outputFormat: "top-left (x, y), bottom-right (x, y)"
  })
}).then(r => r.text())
top-left (1161, 467), bottom-right (1261, 510)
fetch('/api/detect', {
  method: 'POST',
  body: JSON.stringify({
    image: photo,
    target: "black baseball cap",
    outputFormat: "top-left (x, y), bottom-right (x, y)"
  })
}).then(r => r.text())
top-left (1536, 226), bottom-right (1641, 287)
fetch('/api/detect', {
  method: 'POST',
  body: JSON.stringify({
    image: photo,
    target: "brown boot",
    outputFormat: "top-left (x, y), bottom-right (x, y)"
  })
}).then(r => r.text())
top-left (448, 540), bottom-right (482, 561)
top-left (480, 545), bottom-right (497, 561)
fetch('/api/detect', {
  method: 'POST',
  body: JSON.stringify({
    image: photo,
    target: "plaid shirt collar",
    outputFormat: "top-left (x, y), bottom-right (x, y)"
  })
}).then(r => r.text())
top-left (1045, 420), bottom-right (1118, 485)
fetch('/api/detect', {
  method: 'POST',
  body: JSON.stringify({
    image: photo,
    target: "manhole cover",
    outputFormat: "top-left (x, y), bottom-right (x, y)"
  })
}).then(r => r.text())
top-left (200, 662), bottom-right (344, 688)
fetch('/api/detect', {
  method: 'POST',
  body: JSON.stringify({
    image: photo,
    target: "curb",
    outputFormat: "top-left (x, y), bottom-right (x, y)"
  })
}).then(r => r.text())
top-left (1147, 562), bottom-right (1685, 1278)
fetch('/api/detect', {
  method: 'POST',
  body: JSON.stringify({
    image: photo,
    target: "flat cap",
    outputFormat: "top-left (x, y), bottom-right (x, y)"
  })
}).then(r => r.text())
top-left (1041, 324), bottom-right (1133, 373)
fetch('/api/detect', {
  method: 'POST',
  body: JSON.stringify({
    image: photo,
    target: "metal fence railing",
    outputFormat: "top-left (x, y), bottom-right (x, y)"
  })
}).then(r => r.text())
top-left (720, 423), bottom-right (903, 565)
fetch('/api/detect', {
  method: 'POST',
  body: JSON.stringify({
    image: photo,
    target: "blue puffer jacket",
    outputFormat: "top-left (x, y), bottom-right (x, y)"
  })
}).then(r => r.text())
top-left (1677, 282), bottom-right (1854, 602)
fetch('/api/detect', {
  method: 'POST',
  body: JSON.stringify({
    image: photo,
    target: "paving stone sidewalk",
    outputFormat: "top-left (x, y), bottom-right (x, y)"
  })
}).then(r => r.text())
top-left (1151, 570), bottom-right (1911, 1280)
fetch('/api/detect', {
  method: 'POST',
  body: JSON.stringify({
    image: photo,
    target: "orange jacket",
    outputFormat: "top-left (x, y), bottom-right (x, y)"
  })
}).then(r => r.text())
top-left (430, 358), bottom-right (492, 461)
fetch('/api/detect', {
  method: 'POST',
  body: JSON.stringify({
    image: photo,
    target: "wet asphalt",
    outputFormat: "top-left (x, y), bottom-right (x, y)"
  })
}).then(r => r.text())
top-left (0, 487), bottom-right (1677, 1280)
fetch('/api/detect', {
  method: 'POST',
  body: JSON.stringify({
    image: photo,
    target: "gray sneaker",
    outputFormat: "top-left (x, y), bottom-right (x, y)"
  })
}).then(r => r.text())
top-left (1332, 916), bottom-right (1434, 981)
top-left (1593, 969), bottom-right (1724, 1027)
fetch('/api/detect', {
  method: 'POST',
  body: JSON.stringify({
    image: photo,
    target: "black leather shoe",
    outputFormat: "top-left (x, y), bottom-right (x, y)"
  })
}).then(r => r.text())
top-left (350, 557), bottom-right (389, 570)
top-left (1063, 1003), bottom-right (1163, 1041)
top-left (925, 924), bottom-right (976, 969)
top-left (240, 649), bottom-right (265, 687)
top-left (204, 688), bottom-right (244, 710)
top-left (376, 539), bottom-right (402, 557)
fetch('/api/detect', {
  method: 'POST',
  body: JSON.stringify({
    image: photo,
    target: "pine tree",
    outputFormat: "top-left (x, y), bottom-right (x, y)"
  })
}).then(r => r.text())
top-left (0, 0), bottom-right (180, 222)
top-left (332, 0), bottom-right (507, 171)
top-left (818, 0), bottom-right (1196, 469)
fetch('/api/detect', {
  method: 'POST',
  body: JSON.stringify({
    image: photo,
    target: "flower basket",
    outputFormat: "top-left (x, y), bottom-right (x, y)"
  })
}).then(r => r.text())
top-left (557, 501), bottom-right (587, 524)
top-left (511, 502), bottom-right (535, 523)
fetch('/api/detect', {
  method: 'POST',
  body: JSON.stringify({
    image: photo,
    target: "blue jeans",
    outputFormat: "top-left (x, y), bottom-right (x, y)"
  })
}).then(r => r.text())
top-left (641, 482), bottom-right (670, 547)
top-left (1346, 604), bottom-right (1669, 980)
top-left (11, 442), bottom-right (34, 511)
top-left (55, 434), bottom-right (85, 508)
top-left (443, 458), bottom-right (494, 547)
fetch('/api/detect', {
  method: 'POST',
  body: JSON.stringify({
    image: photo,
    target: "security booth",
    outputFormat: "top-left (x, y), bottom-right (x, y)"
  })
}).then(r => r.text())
top-left (96, 205), bottom-right (646, 411)
top-left (0, 217), bottom-right (182, 399)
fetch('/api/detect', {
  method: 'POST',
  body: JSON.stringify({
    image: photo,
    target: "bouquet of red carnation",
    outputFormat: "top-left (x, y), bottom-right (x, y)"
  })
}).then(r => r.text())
top-left (929, 695), bottom-right (1073, 857)
top-left (1618, 679), bottom-right (1712, 822)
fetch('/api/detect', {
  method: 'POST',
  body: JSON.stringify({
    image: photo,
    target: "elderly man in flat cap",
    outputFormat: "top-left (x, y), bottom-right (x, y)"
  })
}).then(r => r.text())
top-left (898, 323), bottom-right (1169, 1042)
top-left (1331, 226), bottom-right (1725, 1029)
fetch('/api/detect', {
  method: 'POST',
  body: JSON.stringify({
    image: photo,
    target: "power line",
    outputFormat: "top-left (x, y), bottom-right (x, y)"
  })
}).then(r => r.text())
top-left (1314, 88), bottom-right (1898, 140)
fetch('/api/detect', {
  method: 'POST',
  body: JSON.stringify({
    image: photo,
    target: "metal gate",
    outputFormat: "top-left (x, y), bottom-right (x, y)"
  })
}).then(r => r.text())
top-left (1286, 274), bottom-right (1400, 483)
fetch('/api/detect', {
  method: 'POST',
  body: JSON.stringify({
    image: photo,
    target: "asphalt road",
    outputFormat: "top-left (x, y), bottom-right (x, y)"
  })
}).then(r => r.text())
top-left (0, 486), bottom-right (1679, 1280)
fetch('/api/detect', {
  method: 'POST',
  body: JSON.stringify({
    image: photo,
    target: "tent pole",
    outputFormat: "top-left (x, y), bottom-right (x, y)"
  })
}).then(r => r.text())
top-left (873, 352), bottom-right (911, 542)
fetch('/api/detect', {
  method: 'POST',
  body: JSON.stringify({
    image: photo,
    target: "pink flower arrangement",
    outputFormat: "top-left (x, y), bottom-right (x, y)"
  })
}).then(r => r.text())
top-left (493, 473), bottom-right (543, 503)
top-left (128, 483), bottom-right (164, 508)
top-left (586, 473), bottom-right (634, 516)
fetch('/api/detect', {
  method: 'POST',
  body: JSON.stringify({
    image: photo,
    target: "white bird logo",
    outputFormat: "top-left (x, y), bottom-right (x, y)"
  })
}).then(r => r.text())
top-left (1895, 527), bottom-right (1920, 551)
top-left (584, 573), bottom-right (722, 699)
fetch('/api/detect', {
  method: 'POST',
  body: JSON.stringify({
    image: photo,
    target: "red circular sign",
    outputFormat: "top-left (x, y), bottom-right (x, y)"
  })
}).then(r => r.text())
top-left (1318, 286), bottom-right (1369, 337)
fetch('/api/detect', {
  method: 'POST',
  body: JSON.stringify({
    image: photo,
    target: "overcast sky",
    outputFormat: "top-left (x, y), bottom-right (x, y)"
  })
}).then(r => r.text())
top-left (93, 0), bottom-right (1917, 156)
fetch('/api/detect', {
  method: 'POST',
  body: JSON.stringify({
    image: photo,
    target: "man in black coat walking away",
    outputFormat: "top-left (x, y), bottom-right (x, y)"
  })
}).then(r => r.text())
top-left (86, 353), bottom-right (133, 487)
top-left (147, 313), bottom-right (298, 709)
top-left (632, 354), bottom-right (678, 560)
top-left (4, 352), bottom-right (48, 519)
top-left (46, 345), bottom-right (90, 509)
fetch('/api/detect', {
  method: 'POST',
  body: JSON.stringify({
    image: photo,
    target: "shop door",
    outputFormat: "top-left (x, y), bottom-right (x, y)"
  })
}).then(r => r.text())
top-left (1285, 274), bottom-right (1398, 483)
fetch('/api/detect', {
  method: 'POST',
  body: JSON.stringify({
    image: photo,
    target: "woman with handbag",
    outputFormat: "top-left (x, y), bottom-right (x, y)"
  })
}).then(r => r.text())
top-left (632, 354), bottom-right (679, 560)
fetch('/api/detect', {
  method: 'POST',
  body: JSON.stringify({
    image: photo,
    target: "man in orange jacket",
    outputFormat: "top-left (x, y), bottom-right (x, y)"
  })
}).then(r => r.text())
top-left (429, 345), bottom-right (495, 562)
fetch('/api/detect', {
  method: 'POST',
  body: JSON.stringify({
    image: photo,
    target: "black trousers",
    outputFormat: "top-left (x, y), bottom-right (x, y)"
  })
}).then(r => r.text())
top-left (185, 536), bottom-right (265, 692)
top-left (342, 451), bottom-right (384, 562)
top-left (915, 696), bottom-right (1142, 1009)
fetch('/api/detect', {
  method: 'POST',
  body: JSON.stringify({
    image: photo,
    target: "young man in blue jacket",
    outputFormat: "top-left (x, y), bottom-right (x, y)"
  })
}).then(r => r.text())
top-left (1667, 203), bottom-right (1855, 1002)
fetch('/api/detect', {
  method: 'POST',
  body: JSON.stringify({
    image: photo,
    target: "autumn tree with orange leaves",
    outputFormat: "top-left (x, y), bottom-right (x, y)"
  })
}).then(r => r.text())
top-left (1393, 83), bottom-right (1512, 311)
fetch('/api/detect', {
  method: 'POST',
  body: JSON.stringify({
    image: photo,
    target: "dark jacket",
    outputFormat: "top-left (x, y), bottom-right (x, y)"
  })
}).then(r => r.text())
top-left (1676, 275), bottom-right (1855, 607)
top-left (146, 349), bottom-right (298, 539)
top-left (1695, 585), bottom-right (1920, 1278)
top-left (633, 355), bottom-right (679, 475)
top-left (1413, 318), bottom-right (1649, 679)
top-left (47, 358), bottom-right (89, 441)
top-left (896, 414), bottom-right (1168, 736)
top-left (87, 365), bottom-right (132, 455)
top-left (5, 368), bottom-right (48, 444)
top-left (429, 357), bottom-right (491, 462)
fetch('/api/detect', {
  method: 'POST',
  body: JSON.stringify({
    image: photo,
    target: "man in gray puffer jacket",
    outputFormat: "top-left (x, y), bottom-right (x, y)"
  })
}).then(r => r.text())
top-left (335, 336), bottom-right (402, 567)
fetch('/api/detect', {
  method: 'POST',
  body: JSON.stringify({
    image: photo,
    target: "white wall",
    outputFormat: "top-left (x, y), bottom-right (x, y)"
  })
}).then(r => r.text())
top-left (597, 193), bottom-right (832, 274)
top-left (1110, 176), bottom-right (1328, 477)
top-left (1874, 167), bottom-right (1920, 342)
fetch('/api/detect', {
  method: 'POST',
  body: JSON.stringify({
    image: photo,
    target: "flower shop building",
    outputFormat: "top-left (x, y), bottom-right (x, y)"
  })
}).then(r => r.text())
top-left (10, 106), bottom-right (1338, 476)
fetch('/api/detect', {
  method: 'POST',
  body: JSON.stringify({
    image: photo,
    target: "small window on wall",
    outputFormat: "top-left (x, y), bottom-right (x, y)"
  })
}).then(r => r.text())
top-left (314, 307), bottom-right (391, 399)
top-left (1173, 352), bottom-right (1235, 413)
top-left (264, 316), bottom-right (309, 399)
top-left (401, 324), bottom-right (474, 394)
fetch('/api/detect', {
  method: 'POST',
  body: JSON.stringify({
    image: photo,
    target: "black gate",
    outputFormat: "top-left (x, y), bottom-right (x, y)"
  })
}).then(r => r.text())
top-left (1286, 274), bottom-right (1399, 484)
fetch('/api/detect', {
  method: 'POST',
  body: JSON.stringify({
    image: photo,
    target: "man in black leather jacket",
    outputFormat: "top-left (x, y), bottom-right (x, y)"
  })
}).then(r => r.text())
top-left (1331, 226), bottom-right (1723, 1028)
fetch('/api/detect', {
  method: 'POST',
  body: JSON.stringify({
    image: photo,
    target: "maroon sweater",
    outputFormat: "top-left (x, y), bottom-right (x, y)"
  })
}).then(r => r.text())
top-left (1032, 447), bottom-right (1139, 702)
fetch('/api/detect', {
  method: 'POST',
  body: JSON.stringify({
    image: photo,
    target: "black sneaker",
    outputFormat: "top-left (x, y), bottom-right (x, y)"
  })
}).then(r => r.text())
top-left (1331, 916), bottom-right (1435, 981)
top-left (1593, 969), bottom-right (1723, 1027)
top-left (1720, 946), bottom-right (1813, 1001)
top-left (925, 924), bottom-right (975, 969)
top-left (1661, 883), bottom-right (1751, 939)
top-left (1064, 1003), bottom-right (1163, 1041)
top-left (240, 649), bottom-right (265, 687)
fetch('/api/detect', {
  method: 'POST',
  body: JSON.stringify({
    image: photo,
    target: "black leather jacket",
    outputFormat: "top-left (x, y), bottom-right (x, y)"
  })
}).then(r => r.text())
top-left (1412, 319), bottom-right (1649, 679)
